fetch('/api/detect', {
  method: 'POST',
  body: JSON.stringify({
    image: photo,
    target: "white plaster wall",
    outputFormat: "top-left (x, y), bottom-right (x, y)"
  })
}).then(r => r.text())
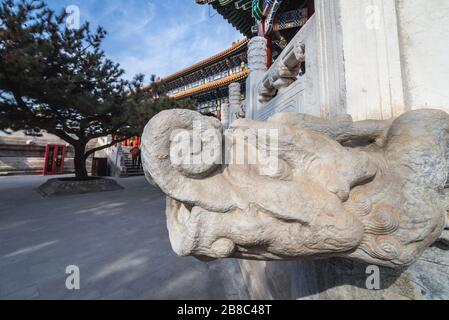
top-left (396, 0), bottom-right (449, 112)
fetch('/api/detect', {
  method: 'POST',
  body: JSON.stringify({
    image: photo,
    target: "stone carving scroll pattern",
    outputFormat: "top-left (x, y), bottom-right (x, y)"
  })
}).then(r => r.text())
top-left (142, 108), bottom-right (449, 269)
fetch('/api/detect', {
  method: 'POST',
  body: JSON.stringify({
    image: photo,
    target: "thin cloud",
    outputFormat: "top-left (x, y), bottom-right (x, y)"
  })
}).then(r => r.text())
top-left (46, 0), bottom-right (243, 82)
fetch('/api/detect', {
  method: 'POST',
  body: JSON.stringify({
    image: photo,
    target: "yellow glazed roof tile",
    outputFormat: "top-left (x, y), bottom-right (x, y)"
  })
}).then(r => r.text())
top-left (171, 69), bottom-right (249, 100)
top-left (162, 39), bottom-right (249, 83)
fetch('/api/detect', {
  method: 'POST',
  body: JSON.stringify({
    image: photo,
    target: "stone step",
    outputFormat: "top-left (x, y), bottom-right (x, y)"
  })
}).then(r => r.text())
top-left (120, 163), bottom-right (144, 177)
top-left (124, 172), bottom-right (144, 177)
top-left (124, 170), bottom-right (144, 174)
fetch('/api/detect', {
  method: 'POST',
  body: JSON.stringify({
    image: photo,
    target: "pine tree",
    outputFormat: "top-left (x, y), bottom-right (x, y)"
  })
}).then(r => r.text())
top-left (0, 0), bottom-right (190, 180)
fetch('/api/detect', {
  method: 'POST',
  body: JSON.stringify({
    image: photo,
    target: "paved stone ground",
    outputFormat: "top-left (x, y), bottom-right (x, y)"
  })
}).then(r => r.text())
top-left (0, 175), bottom-right (247, 300)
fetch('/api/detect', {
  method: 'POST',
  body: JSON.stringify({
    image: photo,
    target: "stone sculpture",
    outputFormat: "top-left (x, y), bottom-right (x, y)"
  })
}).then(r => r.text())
top-left (141, 108), bottom-right (449, 268)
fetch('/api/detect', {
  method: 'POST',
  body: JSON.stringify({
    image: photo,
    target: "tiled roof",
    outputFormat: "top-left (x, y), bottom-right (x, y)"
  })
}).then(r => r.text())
top-left (171, 69), bottom-right (249, 100)
top-left (162, 39), bottom-right (249, 83)
top-left (196, 0), bottom-right (255, 38)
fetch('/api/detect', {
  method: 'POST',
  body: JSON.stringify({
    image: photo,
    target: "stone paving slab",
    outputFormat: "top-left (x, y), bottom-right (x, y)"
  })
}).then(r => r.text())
top-left (0, 175), bottom-right (247, 300)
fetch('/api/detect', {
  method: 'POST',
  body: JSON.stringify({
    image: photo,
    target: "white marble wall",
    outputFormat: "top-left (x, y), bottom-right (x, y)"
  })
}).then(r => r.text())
top-left (246, 0), bottom-right (449, 122)
top-left (396, 0), bottom-right (449, 112)
top-left (338, 0), bottom-right (406, 120)
top-left (239, 0), bottom-right (449, 300)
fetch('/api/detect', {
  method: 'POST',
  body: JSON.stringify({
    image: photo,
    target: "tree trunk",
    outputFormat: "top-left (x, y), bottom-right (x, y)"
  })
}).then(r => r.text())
top-left (74, 144), bottom-right (89, 180)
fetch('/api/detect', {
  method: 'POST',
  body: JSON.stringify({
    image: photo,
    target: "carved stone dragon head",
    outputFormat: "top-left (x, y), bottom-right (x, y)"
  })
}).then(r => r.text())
top-left (141, 108), bottom-right (449, 268)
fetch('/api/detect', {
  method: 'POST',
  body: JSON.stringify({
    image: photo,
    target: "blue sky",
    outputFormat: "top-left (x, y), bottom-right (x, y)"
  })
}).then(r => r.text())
top-left (45, 0), bottom-right (243, 82)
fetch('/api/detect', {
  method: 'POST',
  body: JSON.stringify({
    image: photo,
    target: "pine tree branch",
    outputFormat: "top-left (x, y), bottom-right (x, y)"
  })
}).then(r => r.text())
top-left (84, 135), bottom-right (133, 158)
top-left (85, 121), bottom-right (129, 140)
top-left (47, 128), bottom-right (79, 146)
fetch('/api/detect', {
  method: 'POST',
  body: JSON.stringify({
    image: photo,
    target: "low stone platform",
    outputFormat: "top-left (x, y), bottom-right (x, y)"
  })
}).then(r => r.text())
top-left (37, 177), bottom-right (123, 197)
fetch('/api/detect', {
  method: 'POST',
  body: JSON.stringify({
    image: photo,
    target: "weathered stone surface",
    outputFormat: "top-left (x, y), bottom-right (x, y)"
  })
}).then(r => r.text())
top-left (240, 242), bottom-right (449, 300)
top-left (142, 108), bottom-right (449, 270)
top-left (37, 177), bottom-right (123, 197)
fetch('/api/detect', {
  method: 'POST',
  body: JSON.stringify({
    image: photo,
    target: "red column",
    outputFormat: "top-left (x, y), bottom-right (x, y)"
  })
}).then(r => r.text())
top-left (60, 145), bottom-right (67, 174)
top-left (257, 20), bottom-right (264, 37)
top-left (258, 20), bottom-right (272, 68)
top-left (266, 34), bottom-right (273, 68)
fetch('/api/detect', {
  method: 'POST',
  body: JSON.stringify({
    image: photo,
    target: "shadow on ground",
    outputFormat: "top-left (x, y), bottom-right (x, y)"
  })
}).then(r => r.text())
top-left (0, 175), bottom-right (246, 300)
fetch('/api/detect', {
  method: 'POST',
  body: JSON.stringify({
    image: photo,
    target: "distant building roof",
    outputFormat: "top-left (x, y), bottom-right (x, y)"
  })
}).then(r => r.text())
top-left (162, 39), bottom-right (249, 84)
top-left (171, 68), bottom-right (249, 100)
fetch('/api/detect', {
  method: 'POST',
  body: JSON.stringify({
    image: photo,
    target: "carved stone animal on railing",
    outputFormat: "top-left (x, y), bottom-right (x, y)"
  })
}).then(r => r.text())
top-left (141, 108), bottom-right (449, 268)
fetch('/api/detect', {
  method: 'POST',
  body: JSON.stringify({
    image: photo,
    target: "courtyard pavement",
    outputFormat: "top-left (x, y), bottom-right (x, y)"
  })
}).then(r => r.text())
top-left (0, 175), bottom-right (247, 300)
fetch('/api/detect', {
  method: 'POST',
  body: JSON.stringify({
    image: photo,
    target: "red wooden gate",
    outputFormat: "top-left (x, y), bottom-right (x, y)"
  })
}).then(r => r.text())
top-left (43, 144), bottom-right (67, 176)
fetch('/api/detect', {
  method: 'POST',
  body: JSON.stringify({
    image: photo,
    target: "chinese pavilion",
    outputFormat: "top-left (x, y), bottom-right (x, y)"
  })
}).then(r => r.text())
top-left (109, 0), bottom-right (313, 173)
top-left (107, 39), bottom-right (250, 176)
top-left (162, 39), bottom-right (249, 117)
top-left (196, 0), bottom-right (315, 64)
top-left (161, 0), bottom-right (315, 118)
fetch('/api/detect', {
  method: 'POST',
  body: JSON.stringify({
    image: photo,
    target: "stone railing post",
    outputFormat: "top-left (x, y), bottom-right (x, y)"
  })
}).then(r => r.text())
top-left (246, 36), bottom-right (267, 120)
top-left (221, 103), bottom-right (230, 129)
top-left (229, 82), bottom-right (241, 124)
